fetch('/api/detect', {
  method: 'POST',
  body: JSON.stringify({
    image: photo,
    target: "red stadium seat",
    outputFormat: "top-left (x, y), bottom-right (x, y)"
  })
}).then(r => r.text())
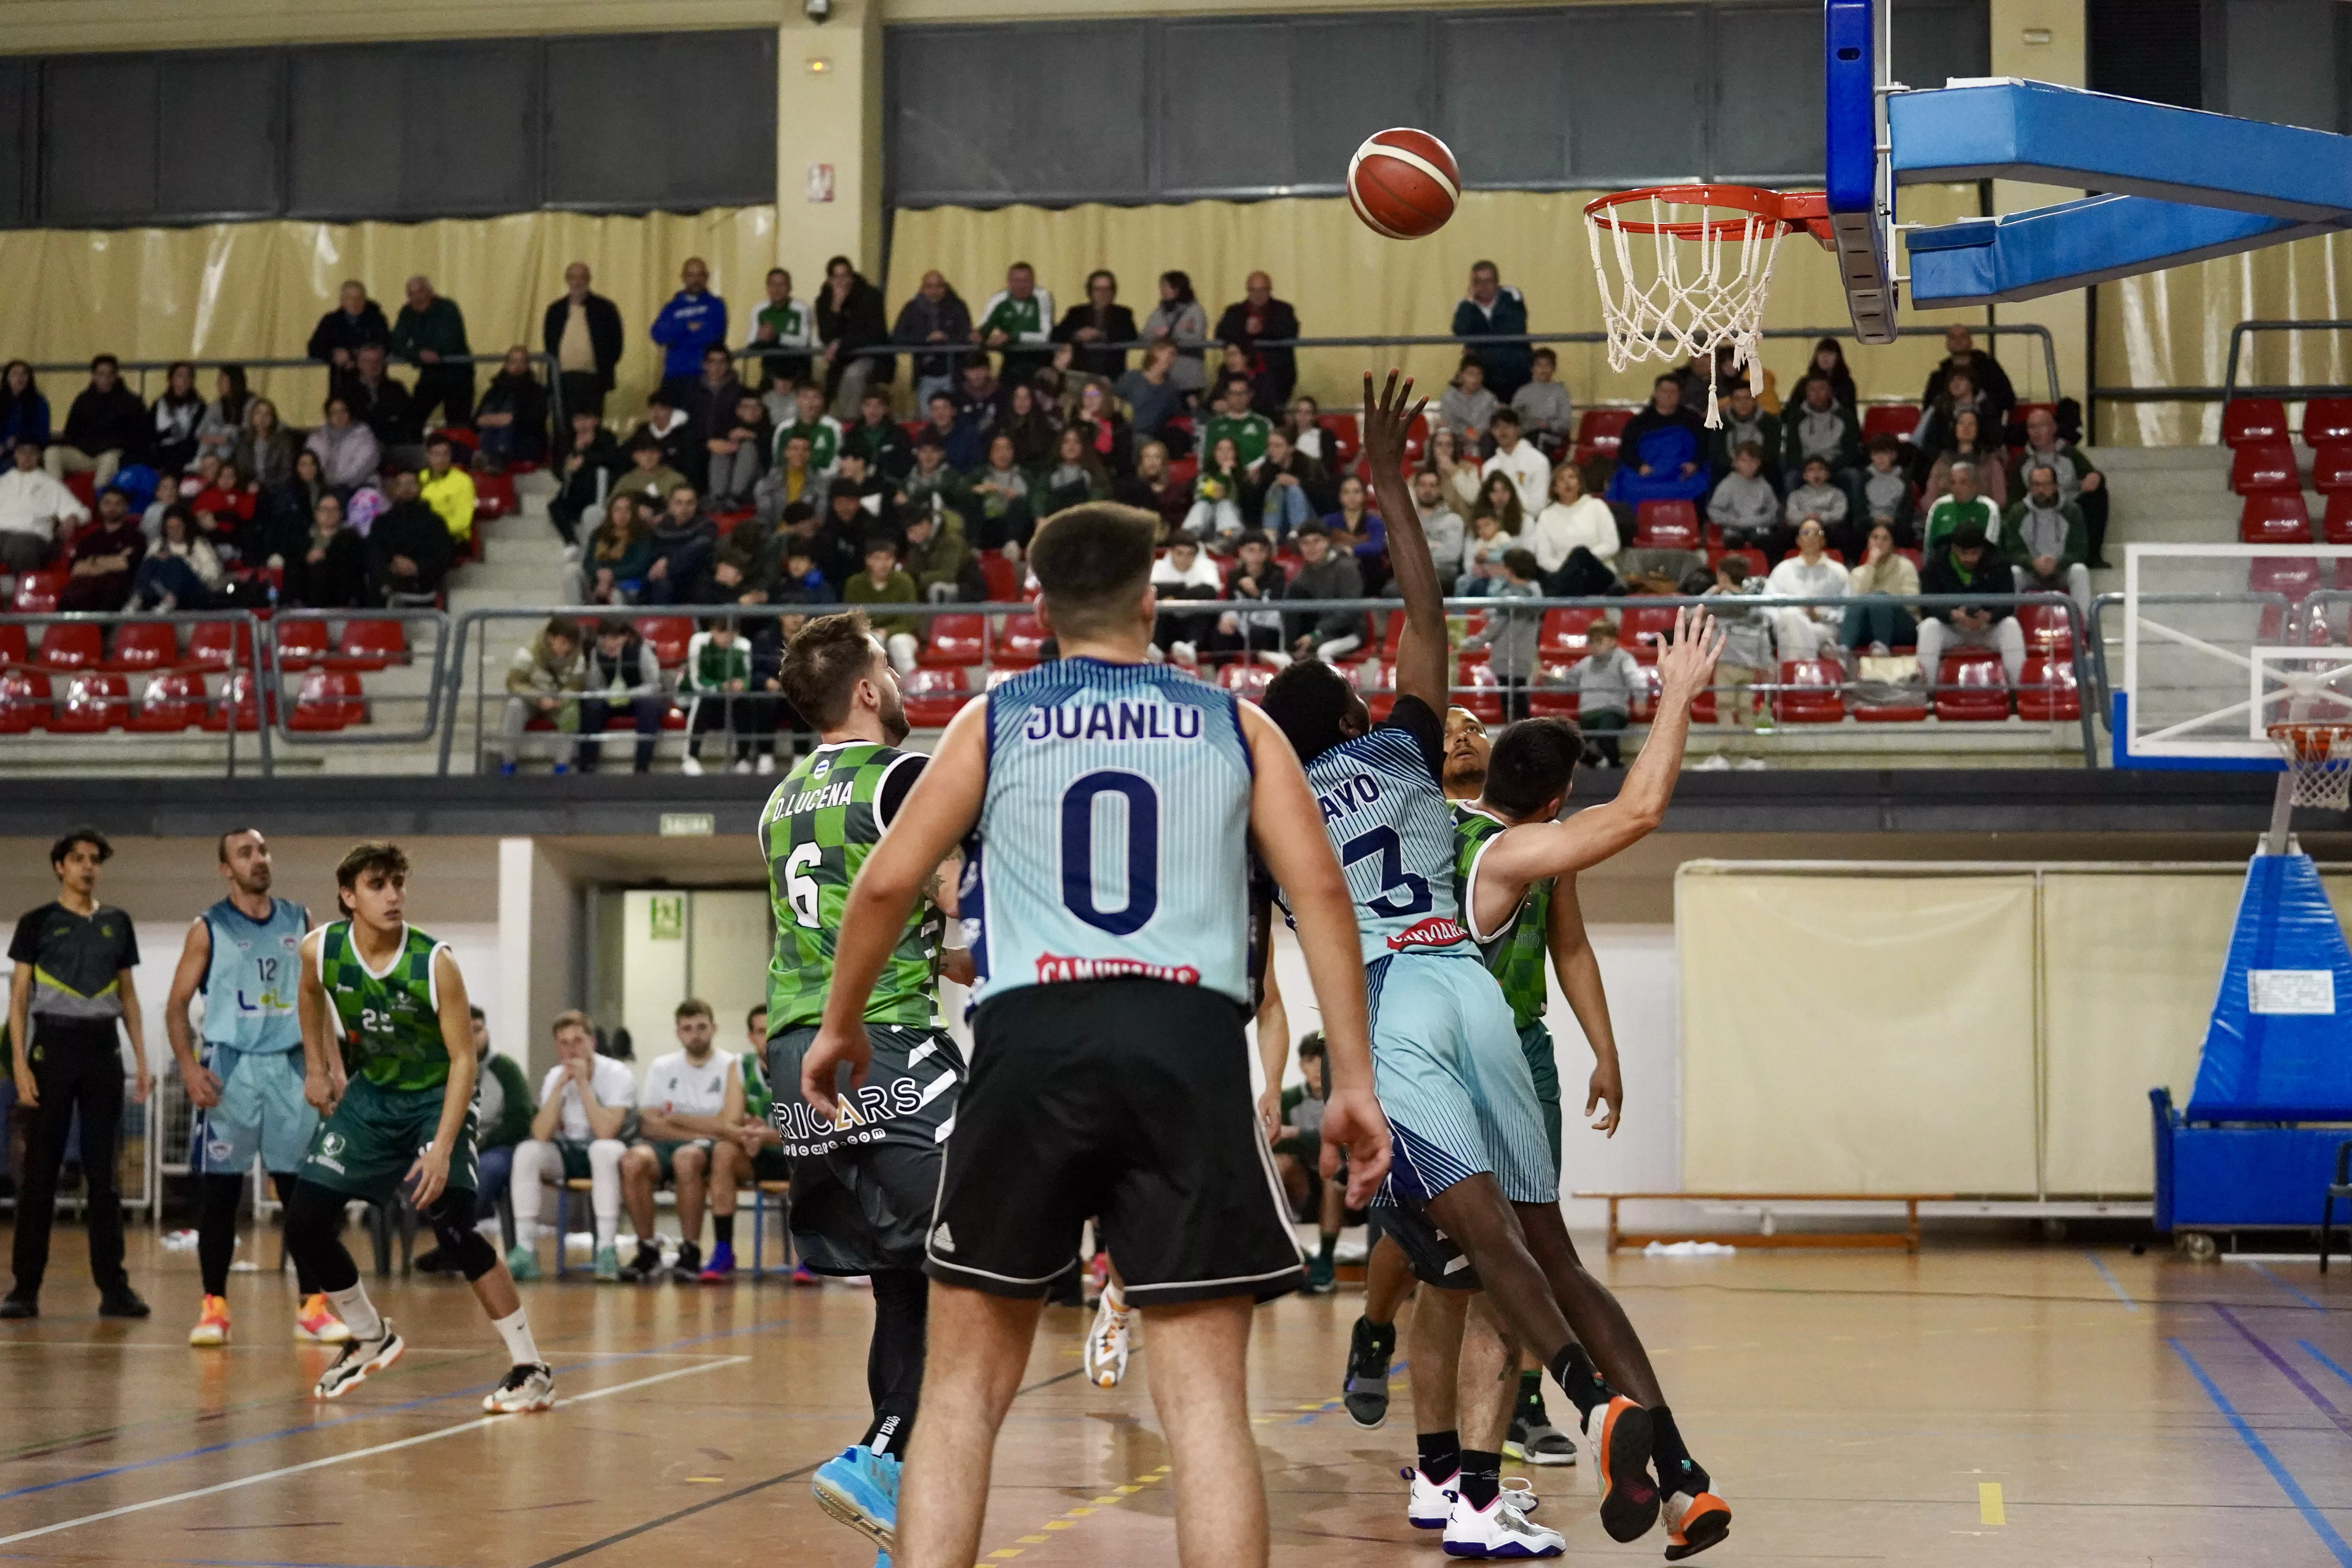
top-left (36, 622), bottom-right (102, 671)
top-left (106, 619), bottom-right (179, 672)
top-left (1218, 662), bottom-right (1275, 704)
top-left (977, 554), bottom-right (1020, 603)
top-left (1711, 546), bottom-right (1768, 581)
top-left (996, 613), bottom-right (1049, 667)
top-left (633, 617), bottom-right (693, 668)
top-left (330, 618), bottom-right (407, 671)
top-left (0, 621), bottom-right (22, 664)
top-left (63, 471), bottom-right (94, 508)
top-left (2308, 399), bottom-right (2352, 448)
top-left (1165, 455), bottom-right (1199, 490)
top-left (0, 668), bottom-right (47, 732)
top-left (1455, 659), bottom-right (1503, 722)
top-left (900, 666), bottom-right (971, 728)
top-left (1529, 661), bottom-right (1579, 718)
top-left (189, 619), bottom-right (254, 671)
top-left (13, 570), bottom-right (65, 614)
top-left (1773, 658), bottom-right (1845, 722)
top-left (272, 616), bottom-right (332, 671)
top-left (1577, 408), bottom-right (1633, 454)
top-left (126, 670), bottom-right (203, 733)
top-left (1933, 649), bottom-right (2012, 722)
top-left (1350, 658), bottom-right (1397, 722)
top-left (1861, 404), bottom-right (1921, 443)
top-left (2312, 441), bottom-right (2352, 496)
top-left (1618, 604), bottom-right (1680, 659)
top-left (200, 669), bottom-right (267, 732)
top-left (2223, 398), bottom-right (2290, 448)
top-left (1632, 500), bottom-right (1700, 551)
top-left (2326, 491), bottom-right (2352, 546)
top-left (2014, 601), bottom-right (2075, 657)
top-left (473, 472), bottom-right (517, 520)
top-left (2240, 492), bottom-right (2314, 544)
top-left (920, 613), bottom-right (985, 668)
top-left (49, 671), bottom-right (127, 732)
top-left (2231, 440), bottom-right (2301, 495)
top-left (288, 669), bottom-right (366, 732)
top-left (2015, 655), bottom-right (2080, 721)
top-left (1538, 606), bottom-right (1602, 658)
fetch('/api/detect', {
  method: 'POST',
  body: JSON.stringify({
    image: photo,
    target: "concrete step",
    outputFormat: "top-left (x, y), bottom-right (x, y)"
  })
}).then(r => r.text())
top-left (2098, 445), bottom-right (2233, 472)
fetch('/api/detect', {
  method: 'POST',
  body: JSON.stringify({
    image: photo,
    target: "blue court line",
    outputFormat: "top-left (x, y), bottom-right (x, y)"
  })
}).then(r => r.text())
top-left (2212, 1305), bottom-right (2352, 1440)
top-left (2252, 1263), bottom-right (2328, 1312)
top-left (2086, 1253), bottom-right (2137, 1311)
top-left (1296, 1356), bottom-right (1409, 1425)
top-left (2169, 1338), bottom-right (2352, 1568)
top-left (2304, 1341), bottom-right (2352, 1392)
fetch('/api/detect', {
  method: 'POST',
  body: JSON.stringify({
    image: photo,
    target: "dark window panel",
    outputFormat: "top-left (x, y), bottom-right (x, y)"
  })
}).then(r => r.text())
top-left (289, 46), bottom-right (402, 218)
top-left (2089, 0), bottom-right (2202, 109)
top-left (1290, 15), bottom-right (1427, 193)
top-left (1891, 0), bottom-right (1991, 91)
top-left (1567, 9), bottom-right (1707, 183)
top-left (887, 27), bottom-right (1024, 204)
top-left (0, 61), bottom-right (32, 227)
top-left (156, 53), bottom-right (281, 219)
top-left (548, 31), bottom-right (774, 209)
top-left (1715, 5), bottom-right (1825, 180)
top-left (400, 42), bottom-right (537, 216)
top-left (1160, 20), bottom-right (1295, 192)
top-left (1437, 15), bottom-right (1570, 187)
top-left (2216, 0), bottom-right (2338, 131)
top-left (42, 55), bottom-right (158, 225)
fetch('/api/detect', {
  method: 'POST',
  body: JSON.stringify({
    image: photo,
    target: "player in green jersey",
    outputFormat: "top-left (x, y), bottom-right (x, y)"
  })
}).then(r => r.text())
top-left (282, 842), bottom-right (555, 1414)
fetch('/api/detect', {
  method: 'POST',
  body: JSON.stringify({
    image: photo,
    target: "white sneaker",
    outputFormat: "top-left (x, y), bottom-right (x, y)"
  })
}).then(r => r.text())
top-left (756, 753), bottom-right (775, 775)
top-left (1443, 1489), bottom-right (1565, 1558)
top-left (562, 543), bottom-right (582, 564)
top-left (1083, 1291), bottom-right (1131, 1388)
top-left (730, 759), bottom-right (753, 774)
top-left (681, 755), bottom-right (704, 776)
top-left (1693, 754), bottom-right (1731, 771)
top-left (313, 1322), bottom-right (404, 1399)
top-left (483, 1361), bottom-right (556, 1413)
top-left (1736, 757), bottom-right (1769, 771)
top-left (1403, 1464), bottom-right (1457, 1529)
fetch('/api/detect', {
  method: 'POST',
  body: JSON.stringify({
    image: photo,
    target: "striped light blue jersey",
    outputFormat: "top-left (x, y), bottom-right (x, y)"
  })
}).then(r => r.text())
top-left (1300, 695), bottom-right (1475, 965)
top-left (200, 897), bottom-right (310, 1053)
top-left (967, 657), bottom-right (1256, 1007)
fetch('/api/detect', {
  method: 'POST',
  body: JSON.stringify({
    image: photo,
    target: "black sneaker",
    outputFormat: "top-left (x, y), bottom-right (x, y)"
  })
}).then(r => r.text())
top-left (0, 1292), bottom-right (35, 1320)
top-left (98, 1285), bottom-right (151, 1318)
top-left (1342, 1314), bottom-right (1396, 1429)
top-left (618, 1241), bottom-right (664, 1283)
top-left (669, 1241), bottom-right (702, 1283)
top-left (1504, 1410), bottom-right (1578, 1465)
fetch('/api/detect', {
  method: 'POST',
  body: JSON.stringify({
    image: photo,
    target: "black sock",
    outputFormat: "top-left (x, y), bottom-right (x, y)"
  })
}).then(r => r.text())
top-left (1317, 1232), bottom-right (1337, 1263)
top-left (1458, 1450), bottom-right (1503, 1509)
top-left (198, 1174), bottom-right (244, 1298)
top-left (713, 1215), bottom-right (734, 1247)
top-left (270, 1172), bottom-right (320, 1295)
top-left (1416, 1428), bottom-right (1461, 1482)
top-left (1517, 1368), bottom-right (1547, 1421)
top-left (1651, 1405), bottom-right (1709, 1494)
top-left (1546, 1343), bottom-right (1614, 1422)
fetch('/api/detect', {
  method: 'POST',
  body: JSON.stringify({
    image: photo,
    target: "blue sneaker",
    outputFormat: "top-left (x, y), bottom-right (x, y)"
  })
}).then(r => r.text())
top-left (698, 1242), bottom-right (737, 1281)
top-left (812, 1445), bottom-right (899, 1553)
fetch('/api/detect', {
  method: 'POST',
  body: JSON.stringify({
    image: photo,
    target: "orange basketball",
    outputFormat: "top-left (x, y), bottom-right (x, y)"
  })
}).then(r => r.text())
top-left (1347, 129), bottom-right (1461, 240)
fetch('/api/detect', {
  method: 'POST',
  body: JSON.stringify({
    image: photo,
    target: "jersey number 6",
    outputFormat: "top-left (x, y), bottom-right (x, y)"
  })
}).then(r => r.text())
top-left (1060, 769), bottom-right (1160, 936)
top-left (785, 840), bottom-right (823, 929)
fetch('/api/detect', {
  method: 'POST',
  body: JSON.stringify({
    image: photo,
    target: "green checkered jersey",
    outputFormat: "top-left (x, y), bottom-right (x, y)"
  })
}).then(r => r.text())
top-left (739, 1049), bottom-right (772, 1122)
top-left (760, 741), bottom-right (943, 1031)
top-left (1453, 806), bottom-right (1551, 1031)
top-left (317, 921), bottom-right (454, 1091)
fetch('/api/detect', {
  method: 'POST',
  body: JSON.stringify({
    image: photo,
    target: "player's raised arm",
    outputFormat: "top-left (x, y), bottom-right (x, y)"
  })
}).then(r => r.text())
top-left (1238, 702), bottom-right (1389, 1207)
top-left (806, 696), bottom-right (989, 1117)
top-left (1362, 370), bottom-right (1445, 713)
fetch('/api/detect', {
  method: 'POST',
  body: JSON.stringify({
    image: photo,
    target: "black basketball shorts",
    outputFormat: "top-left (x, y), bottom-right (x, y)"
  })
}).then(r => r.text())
top-left (926, 978), bottom-right (1305, 1307)
top-left (767, 1022), bottom-right (964, 1274)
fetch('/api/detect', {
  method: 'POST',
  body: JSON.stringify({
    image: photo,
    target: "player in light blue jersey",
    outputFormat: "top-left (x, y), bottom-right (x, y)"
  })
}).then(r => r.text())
top-left (803, 500), bottom-right (1388, 1568)
top-left (162, 829), bottom-right (347, 1348)
top-left (1263, 372), bottom-right (1720, 1559)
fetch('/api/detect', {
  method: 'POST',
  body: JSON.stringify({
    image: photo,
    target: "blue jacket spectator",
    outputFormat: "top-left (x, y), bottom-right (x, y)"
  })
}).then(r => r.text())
top-left (651, 257), bottom-right (729, 391)
top-left (1606, 376), bottom-right (1712, 505)
top-left (1452, 263), bottom-right (1533, 400)
top-left (0, 362), bottom-right (49, 448)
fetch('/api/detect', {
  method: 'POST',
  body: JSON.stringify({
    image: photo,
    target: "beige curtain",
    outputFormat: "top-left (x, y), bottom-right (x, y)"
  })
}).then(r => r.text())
top-left (0, 205), bottom-right (779, 425)
top-left (887, 183), bottom-right (1996, 414)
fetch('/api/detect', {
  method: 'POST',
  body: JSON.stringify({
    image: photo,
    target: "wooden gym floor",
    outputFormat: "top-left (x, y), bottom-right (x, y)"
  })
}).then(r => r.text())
top-left (0, 1225), bottom-right (2347, 1566)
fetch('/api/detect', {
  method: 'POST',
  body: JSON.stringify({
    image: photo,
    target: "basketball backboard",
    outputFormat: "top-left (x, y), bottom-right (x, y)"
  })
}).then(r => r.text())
top-left (1823, 0), bottom-right (1897, 345)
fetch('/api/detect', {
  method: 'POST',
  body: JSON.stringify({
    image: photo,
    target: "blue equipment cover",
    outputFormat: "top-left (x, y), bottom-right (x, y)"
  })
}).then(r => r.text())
top-left (2151, 1089), bottom-right (2349, 1230)
top-left (2185, 852), bottom-right (2352, 1122)
top-left (1909, 196), bottom-right (2330, 307)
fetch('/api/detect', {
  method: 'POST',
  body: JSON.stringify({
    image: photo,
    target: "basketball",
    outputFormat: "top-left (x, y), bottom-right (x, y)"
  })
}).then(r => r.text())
top-left (1347, 127), bottom-right (1459, 240)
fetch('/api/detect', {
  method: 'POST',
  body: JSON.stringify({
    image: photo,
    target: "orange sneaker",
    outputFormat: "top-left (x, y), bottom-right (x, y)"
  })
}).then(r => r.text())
top-left (1582, 1396), bottom-right (1660, 1543)
top-left (1662, 1488), bottom-right (1731, 1560)
top-left (188, 1294), bottom-right (231, 1347)
top-left (294, 1294), bottom-right (352, 1344)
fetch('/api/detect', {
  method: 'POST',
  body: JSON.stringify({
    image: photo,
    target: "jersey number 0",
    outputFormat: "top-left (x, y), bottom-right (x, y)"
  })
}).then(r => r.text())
top-left (1061, 770), bottom-right (1160, 936)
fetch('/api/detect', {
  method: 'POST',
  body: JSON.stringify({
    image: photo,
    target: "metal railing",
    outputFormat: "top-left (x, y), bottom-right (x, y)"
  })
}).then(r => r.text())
top-left (0, 607), bottom-right (279, 775)
top-left (20, 351), bottom-right (566, 438)
top-left (2094, 316), bottom-right (2352, 408)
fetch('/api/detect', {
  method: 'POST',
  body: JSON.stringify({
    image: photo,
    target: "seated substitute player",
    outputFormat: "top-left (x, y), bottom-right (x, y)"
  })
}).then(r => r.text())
top-left (799, 504), bottom-right (1390, 1568)
top-left (506, 1010), bottom-right (635, 1281)
top-left (1261, 372), bottom-right (1715, 1558)
top-left (1264, 1032), bottom-right (1346, 1295)
top-left (761, 609), bottom-right (972, 1561)
top-left (163, 828), bottom-right (347, 1347)
top-left (283, 842), bottom-right (554, 1412)
top-left (733, 1003), bottom-right (821, 1287)
top-left (621, 998), bottom-right (744, 1281)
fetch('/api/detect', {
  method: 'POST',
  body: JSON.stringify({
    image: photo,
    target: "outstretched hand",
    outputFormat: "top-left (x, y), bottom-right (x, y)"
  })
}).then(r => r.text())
top-left (1360, 370), bottom-right (1426, 477)
top-left (1657, 605), bottom-right (1724, 704)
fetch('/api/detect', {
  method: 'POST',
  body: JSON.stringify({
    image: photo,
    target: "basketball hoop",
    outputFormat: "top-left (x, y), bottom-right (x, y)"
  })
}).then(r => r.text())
top-left (1584, 184), bottom-right (1833, 428)
top-left (2268, 721), bottom-right (2352, 811)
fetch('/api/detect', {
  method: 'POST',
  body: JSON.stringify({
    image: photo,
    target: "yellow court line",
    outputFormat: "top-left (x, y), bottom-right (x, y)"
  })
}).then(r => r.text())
top-left (973, 1465), bottom-right (1172, 1564)
top-left (1978, 1481), bottom-right (2006, 1525)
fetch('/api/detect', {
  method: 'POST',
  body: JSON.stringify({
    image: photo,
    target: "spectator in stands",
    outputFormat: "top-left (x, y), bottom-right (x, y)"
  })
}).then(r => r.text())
top-left (2004, 460), bottom-right (2091, 607)
top-left (613, 433), bottom-right (689, 518)
top-left (681, 619), bottom-right (764, 774)
top-left (773, 381), bottom-right (843, 475)
top-left (1922, 460), bottom-right (2000, 552)
top-left (1148, 529), bottom-right (1222, 662)
top-left (1708, 442), bottom-right (1779, 552)
top-left (1204, 376), bottom-right (1271, 468)
top-left (1454, 261), bottom-right (1532, 400)
top-left (652, 257), bottom-right (727, 403)
top-left (752, 432), bottom-right (817, 525)
top-left (305, 397), bottom-right (381, 499)
top-left (823, 447), bottom-right (891, 523)
top-left (347, 343), bottom-right (419, 457)
top-left (1916, 517), bottom-right (2025, 682)
top-left (840, 391), bottom-right (909, 486)
top-left (964, 432), bottom-right (1034, 551)
top-left (1323, 472), bottom-right (1386, 589)
top-left (815, 254), bottom-right (892, 416)
top-left (1481, 407), bottom-right (1552, 516)
top-left (2010, 405), bottom-right (2108, 567)
top-left (642, 483), bottom-right (717, 606)
top-left (1422, 425), bottom-right (1483, 519)
top-left (1439, 356), bottom-right (1499, 446)
top-left (902, 503), bottom-right (976, 602)
top-left (920, 390), bottom-right (985, 473)
top-left (0, 436), bottom-right (85, 570)
top-left (1214, 272), bottom-right (1300, 409)
top-left (1841, 520), bottom-right (1919, 653)
top-left (1459, 548), bottom-right (1541, 720)
top-left (1144, 270), bottom-right (1211, 397)
top-left (1115, 439), bottom-right (1190, 539)
top-left (1409, 466), bottom-right (1466, 587)
top-left (129, 505), bottom-right (221, 611)
top-left (1470, 468), bottom-right (1527, 544)
top-left (419, 434), bottom-right (478, 546)
top-left (951, 357), bottom-right (1006, 434)
top-left (972, 261), bottom-right (1055, 390)
top-left (1512, 348), bottom-right (1574, 455)
top-left (899, 432), bottom-right (969, 521)
top-left (256, 448), bottom-right (326, 566)
top-left (581, 491), bottom-right (653, 605)
top-left (634, 388), bottom-right (696, 476)
top-left (1283, 522), bottom-right (1365, 662)
top-left (1277, 396), bottom-right (1334, 470)
top-left (279, 491), bottom-right (367, 610)
top-left (474, 347), bottom-right (550, 472)
top-left (1783, 455), bottom-right (1852, 559)
top-left (496, 615), bottom-right (586, 773)
top-left (187, 458), bottom-right (255, 561)
top-left (1607, 374), bottom-right (1711, 504)
top-left (391, 275), bottom-right (474, 427)
top-left (544, 262), bottom-right (624, 421)
top-left (1764, 517), bottom-right (1850, 662)
top-left (893, 269), bottom-right (971, 413)
top-left (307, 280), bottom-right (391, 396)
top-left (1707, 382), bottom-right (1780, 486)
top-left (236, 397), bottom-right (296, 491)
top-left (994, 381), bottom-right (1054, 470)
top-left (1069, 382), bottom-right (1132, 479)
top-left (367, 470), bottom-right (454, 604)
top-left (1243, 427), bottom-right (1333, 540)
top-left (1913, 365), bottom-right (1981, 463)
top-left (679, 345), bottom-right (748, 492)
top-left (1197, 528), bottom-right (1285, 659)
top-left (192, 366), bottom-right (249, 471)
top-left (1806, 338), bottom-right (1858, 412)
top-left (1779, 373), bottom-right (1863, 488)
top-left (1529, 462), bottom-right (1618, 596)
top-left (1920, 324), bottom-right (2015, 432)
top-left (136, 472), bottom-right (179, 546)
top-left (746, 266), bottom-right (815, 392)
top-left (1112, 341), bottom-right (1187, 454)
top-left (47, 355), bottom-right (148, 488)
top-left (0, 361), bottom-right (51, 449)
top-left (1037, 425), bottom-right (1112, 518)
top-left (845, 536), bottom-right (922, 672)
top-left (1053, 269), bottom-right (1136, 381)
top-left (708, 507), bottom-right (775, 606)
top-left (1858, 432), bottom-right (1913, 542)
top-left (772, 501), bottom-right (853, 596)
top-left (578, 615), bottom-right (667, 773)
top-left (55, 487), bottom-right (143, 612)
top-left (703, 392), bottom-right (771, 514)
top-left (1184, 435), bottom-right (1247, 544)
top-left (1924, 406), bottom-right (2007, 508)
top-left (1562, 620), bottom-right (1640, 766)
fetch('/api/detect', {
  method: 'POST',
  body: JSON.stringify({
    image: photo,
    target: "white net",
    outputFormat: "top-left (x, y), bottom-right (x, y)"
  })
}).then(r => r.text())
top-left (1585, 192), bottom-right (1791, 428)
top-left (2271, 725), bottom-right (2352, 811)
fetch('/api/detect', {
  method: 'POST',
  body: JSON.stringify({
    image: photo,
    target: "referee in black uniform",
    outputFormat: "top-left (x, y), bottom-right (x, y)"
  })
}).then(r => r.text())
top-left (5, 828), bottom-right (151, 1319)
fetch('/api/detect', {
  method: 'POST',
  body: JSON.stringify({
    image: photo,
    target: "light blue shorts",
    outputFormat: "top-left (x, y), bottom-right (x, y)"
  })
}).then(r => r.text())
top-left (192, 1042), bottom-right (319, 1176)
top-left (1367, 950), bottom-right (1558, 1207)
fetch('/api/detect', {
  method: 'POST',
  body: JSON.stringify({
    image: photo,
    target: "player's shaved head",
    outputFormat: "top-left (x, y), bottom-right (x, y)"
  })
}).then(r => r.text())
top-left (1028, 503), bottom-right (1158, 641)
top-left (1262, 659), bottom-right (1368, 766)
top-left (1483, 718), bottom-right (1583, 821)
top-left (217, 827), bottom-right (265, 862)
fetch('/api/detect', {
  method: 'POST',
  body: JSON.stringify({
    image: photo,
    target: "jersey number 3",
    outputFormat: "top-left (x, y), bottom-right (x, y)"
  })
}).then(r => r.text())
top-left (1340, 826), bottom-right (1432, 918)
top-left (1061, 770), bottom-right (1159, 936)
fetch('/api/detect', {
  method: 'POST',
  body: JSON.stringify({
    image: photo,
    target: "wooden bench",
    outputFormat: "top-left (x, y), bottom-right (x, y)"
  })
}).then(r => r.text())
top-left (1574, 1192), bottom-right (1951, 1254)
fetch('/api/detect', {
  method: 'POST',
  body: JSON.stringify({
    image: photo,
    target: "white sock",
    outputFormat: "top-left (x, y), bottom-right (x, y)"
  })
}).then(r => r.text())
top-left (588, 1140), bottom-right (624, 1249)
top-left (328, 1283), bottom-right (383, 1341)
top-left (491, 1305), bottom-right (540, 1368)
top-left (509, 1141), bottom-right (548, 1245)
top-left (595, 1216), bottom-right (618, 1250)
top-left (1103, 1281), bottom-right (1127, 1315)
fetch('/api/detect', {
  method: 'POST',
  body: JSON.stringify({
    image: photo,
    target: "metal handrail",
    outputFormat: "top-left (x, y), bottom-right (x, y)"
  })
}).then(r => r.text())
top-left (260, 606), bottom-right (453, 748)
top-left (19, 351), bottom-right (567, 433)
top-left (2093, 317), bottom-right (2352, 408)
top-left (0, 606), bottom-right (276, 776)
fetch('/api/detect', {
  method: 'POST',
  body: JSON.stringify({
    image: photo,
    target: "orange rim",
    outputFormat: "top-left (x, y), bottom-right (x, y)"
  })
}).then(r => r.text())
top-left (2267, 720), bottom-right (2352, 760)
top-left (1585, 183), bottom-right (1830, 241)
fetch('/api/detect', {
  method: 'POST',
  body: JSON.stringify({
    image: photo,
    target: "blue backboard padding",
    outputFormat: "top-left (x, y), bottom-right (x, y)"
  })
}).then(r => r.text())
top-left (2109, 692), bottom-right (2282, 772)
top-left (1909, 194), bottom-right (2334, 306)
top-left (1823, 0), bottom-right (1878, 214)
top-left (1890, 82), bottom-right (2352, 222)
top-left (2186, 852), bottom-right (2352, 1121)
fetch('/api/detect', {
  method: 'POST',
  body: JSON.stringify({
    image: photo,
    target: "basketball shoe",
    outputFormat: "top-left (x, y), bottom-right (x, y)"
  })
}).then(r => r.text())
top-left (813, 1445), bottom-right (900, 1554)
top-left (188, 1295), bottom-right (230, 1347)
top-left (314, 1322), bottom-right (404, 1399)
top-left (294, 1294), bottom-right (351, 1343)
top-left (1084, 1284), bottom-right (1131, 1388)
top-left (1583, 1396), bottom-right (1660, 1542)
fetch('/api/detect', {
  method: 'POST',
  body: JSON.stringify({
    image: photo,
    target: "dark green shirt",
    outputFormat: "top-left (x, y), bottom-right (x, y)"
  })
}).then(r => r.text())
top-left (318, 921), bottom-right (453, 1091)
top-left (391, 296), bottom-right (471, 363)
